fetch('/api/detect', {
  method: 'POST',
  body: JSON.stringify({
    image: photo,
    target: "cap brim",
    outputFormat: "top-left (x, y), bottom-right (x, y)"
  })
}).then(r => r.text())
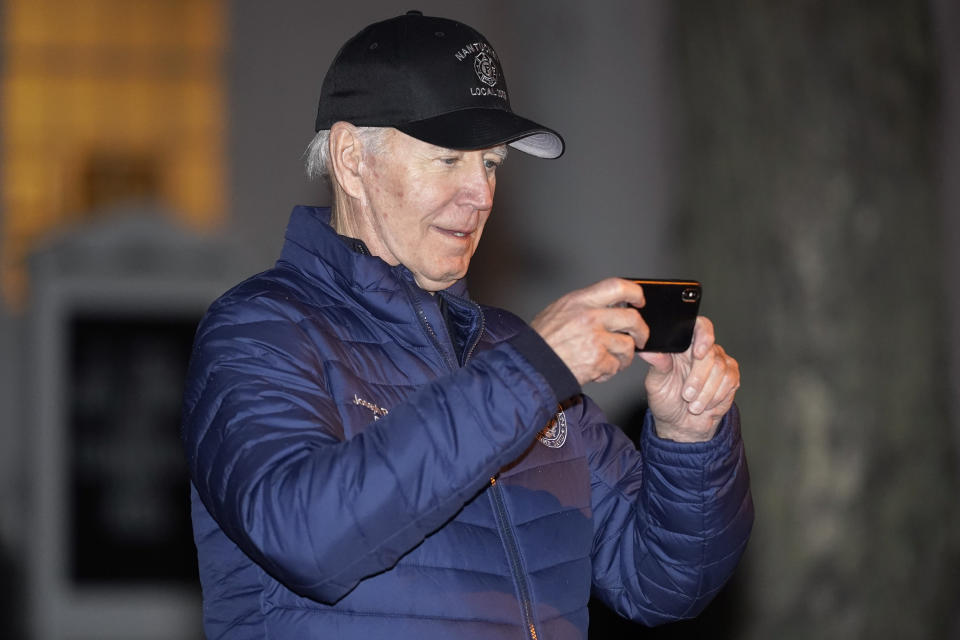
top-left (396, 108), bottom-right (565, 159)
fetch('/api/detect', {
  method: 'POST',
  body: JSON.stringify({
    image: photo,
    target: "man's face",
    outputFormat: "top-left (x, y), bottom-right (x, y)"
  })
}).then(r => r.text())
top-left (355, 130), bottom-right (505, 291)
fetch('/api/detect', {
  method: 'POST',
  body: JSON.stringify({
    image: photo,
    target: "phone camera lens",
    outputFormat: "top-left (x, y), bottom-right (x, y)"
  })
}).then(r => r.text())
top-left (682, 288), bottom-right (699, 302)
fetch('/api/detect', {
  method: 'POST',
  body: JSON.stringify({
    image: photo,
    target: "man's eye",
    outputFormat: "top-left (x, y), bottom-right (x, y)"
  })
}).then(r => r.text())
top-left (484, 159), bottom-right (501, 170)
top-left (440, 157), bottom-right (459, 165)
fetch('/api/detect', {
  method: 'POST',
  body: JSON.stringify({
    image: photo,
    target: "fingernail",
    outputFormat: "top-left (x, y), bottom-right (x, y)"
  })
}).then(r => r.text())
top-left (689, 401), bottom-right (703, 414)
top-left (683, 386), bottom-right (696, 400)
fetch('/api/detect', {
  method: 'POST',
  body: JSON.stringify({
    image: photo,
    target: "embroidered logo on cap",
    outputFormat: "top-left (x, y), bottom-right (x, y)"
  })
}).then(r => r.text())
top-left (455, 41), bottom-right (507, 100)
top-left (474, 51), bottom-right (498, 87)
top-left (537, 407), bottom-right (568, 449)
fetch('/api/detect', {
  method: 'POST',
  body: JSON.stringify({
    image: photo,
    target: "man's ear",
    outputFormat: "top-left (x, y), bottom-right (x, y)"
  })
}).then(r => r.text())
top-left (329, 121), bottom-right (365, 200)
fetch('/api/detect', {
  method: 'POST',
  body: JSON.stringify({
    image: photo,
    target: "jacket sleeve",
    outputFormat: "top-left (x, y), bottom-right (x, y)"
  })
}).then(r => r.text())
top-left (583, 399), bottom-right (753, 626)
top-left (181, 298), bottom-right (562, 604)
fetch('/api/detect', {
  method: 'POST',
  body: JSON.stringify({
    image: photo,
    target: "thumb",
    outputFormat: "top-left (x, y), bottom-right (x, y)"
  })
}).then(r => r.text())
top-left (638, 351), bottom-right (673, 375)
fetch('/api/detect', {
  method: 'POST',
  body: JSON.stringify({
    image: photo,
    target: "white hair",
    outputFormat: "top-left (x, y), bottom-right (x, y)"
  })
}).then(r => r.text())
top-left (304, 126), bottom-right (391, 180)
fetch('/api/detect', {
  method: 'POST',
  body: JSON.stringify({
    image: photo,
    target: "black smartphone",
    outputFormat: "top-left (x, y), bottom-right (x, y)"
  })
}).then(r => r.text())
top-left (625, 278), bottom-right (702, 353)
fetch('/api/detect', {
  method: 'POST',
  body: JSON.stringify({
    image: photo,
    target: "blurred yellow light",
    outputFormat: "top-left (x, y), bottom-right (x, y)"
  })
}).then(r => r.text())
top-left (1, 0), bottom-right (227, 307)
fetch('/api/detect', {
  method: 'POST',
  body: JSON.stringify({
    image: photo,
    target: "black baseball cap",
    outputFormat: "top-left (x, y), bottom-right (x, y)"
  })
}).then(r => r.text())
top-left (314, 10), bottom-right (564, 159)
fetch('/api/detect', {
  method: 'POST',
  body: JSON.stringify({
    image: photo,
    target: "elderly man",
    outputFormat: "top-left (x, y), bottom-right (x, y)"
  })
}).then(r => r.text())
top-left (182, 11), bottom-right (752, 640)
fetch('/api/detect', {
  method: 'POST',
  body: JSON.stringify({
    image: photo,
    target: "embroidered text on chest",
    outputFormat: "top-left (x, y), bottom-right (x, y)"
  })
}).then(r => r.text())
top-left (353, 394), bottom-right (389, 420)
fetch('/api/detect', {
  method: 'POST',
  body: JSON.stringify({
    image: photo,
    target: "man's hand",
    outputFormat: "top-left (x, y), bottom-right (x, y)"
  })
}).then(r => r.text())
top-left (531, 278), bottom-right (648, 385)
top-left (639, 316), bottom-right (740, 443)
top-left (531, 278), bottom-right (740, 443)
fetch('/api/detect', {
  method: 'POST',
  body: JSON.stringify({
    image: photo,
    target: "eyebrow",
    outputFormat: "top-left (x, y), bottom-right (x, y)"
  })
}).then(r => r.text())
top-left (428, 144), bottom-right (508, 159)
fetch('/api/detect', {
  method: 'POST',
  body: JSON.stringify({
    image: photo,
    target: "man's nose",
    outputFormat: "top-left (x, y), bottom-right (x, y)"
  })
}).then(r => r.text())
top-left (459, 159), bottom-right (494, 210)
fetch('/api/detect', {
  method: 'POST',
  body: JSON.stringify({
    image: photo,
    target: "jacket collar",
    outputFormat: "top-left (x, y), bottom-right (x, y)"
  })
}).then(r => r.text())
top-left (278, 206), bottom-right (481, 363)
top-left (277, 204), bottom-right (470, 304)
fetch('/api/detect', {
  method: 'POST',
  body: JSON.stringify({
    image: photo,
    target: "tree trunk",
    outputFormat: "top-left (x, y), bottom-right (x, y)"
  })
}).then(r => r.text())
top-left (670, 2), bottom-right (959, 638)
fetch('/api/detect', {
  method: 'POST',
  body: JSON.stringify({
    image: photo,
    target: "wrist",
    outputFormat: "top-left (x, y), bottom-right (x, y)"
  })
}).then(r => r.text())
top-left (653, 418), bottom-right (719, 443)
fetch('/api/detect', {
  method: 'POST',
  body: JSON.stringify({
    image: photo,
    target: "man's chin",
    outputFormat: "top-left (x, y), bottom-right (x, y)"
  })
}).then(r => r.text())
top-left (414, 267), bottom-right (469, 292)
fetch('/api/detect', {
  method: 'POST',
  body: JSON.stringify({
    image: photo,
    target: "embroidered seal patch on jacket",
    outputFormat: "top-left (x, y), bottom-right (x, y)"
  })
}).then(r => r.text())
top-left (537, 407), bottom-right (567, 449)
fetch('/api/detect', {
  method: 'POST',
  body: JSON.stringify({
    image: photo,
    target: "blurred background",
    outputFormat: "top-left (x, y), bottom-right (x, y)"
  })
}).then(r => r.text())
top-left (1, 1), bottom-right (958, 638)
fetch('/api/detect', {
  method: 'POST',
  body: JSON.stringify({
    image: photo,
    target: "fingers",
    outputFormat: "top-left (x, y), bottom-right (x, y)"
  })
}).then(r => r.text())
top-left (532, 279), bottom-right (654, 386)
top-left (602, 306), bottom-right (649, 351)
top-left (677, 316), bottom-right (734, 413)
top-left (643, 314), bottom-right (740, 442)
top-left (690, 315), bottom-right (716, 359)
top-left (684, 344), bottom-right (740, 415)
top-left (583, 328), bottom-right (642, 384)
top-left (577, 277), bottom-right (646, 309)
top-left (607, 330), bottom-right (638, 371)
top-left (589, 330), bottom-right (641, 384)
top-left (637, 349), bottom-right (673, 373)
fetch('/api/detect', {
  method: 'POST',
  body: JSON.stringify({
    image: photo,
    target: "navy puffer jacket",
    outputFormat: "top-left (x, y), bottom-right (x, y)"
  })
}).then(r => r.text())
top-left (181, 206), bottom-right (752, 639)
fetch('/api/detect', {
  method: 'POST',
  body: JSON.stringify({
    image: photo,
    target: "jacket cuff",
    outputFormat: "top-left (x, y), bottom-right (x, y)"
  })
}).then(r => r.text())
top-left (640, 403), bottom-right (742, 467)
top-left (507, 326), bottom-right (581, 403)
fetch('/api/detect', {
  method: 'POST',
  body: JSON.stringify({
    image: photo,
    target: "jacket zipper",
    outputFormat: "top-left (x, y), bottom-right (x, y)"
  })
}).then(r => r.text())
top-left (460, 299), bottom-right (485, 365)
top-left (489, 477), bottom-right (540, 640)
top-left (411, 288), bottom-right (485, 368)
top-left (414, 286), bottom-right (535, 635)
top-left (412, 296), bottom-right (458, 370)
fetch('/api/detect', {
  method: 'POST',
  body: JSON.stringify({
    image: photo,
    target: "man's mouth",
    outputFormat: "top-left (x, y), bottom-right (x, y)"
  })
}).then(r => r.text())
top-left (436, 226), bottom-right (474, 238)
